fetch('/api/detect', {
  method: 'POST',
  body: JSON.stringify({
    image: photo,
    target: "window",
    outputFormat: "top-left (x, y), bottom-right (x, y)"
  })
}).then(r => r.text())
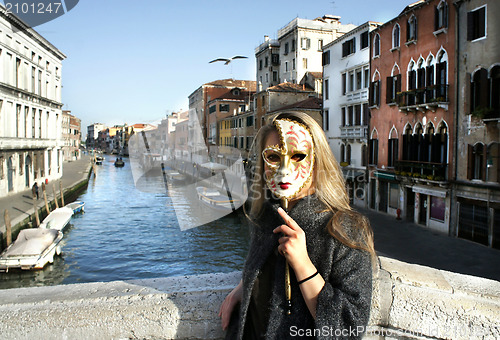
top-left (303, 58), bottom-right (308, 69)
top-left (468, 143), bottom-right (486, 180)
top-left (346, 144), bottom-right (351, 165)
top-left (392, 24), bottom-right (400, 49)
top-left (271, 54), bottom-right (279, 65)
top-left (470, 68), bottom-right (489, 113)
top-left (362, 145), bottom-right (368, 166)
top-left (386, 74), bottom-right (401, 104)
top-left (430, 196), bottom-right (445, 222)
top-left (322, 50), bottom-right (330, 66)
top-left (360, 31), bottom-right (369, 49)
top-left (388, 134), bottom-right (399, 168)
top-left (407, 15), bottom-right (418, 42)
top-left (266, 73), bottom-right (269, 82)
top-left (209, 105), bottom-right (216, 114)
top-left (355, 105), bottom-right (361, 126)
top-left (435, 1), bottom-right (448, 31)
top-left (291, 39), bottom-right (296, 51)
top-left (301, 37), bottom-right (310, 50)
top-left (285, 61), bottom-right (288, 72)
top-left (284, 43), bottom-right (289, 55)
top-left (487, 143), bottom-right (500, 183)
top-left (369, 137), bottom-right (379, 165)
top-left (340, 144), bottom-right (345, 163)
top-left (292, 58), bottom-right (295, 70)
top-left (349, 72), bottom-right (354, 92)
top-left (342, 73), bottom-right (347, 95)
top-left (219, 104), bottom-right (229, 112)
top-left (491, 66), bottom-right (500, 117)
top-left (373, 34), bottom-right (380, 57)
top-left (348, 106), bottom-right (354, 126)
top-left (239, 104), bottom-right (246, 113)
top-left (273, 71), bottom-right (278, 82)
top-left (342, 38), bottom-right (355, 57)
top-left (264, 57), bottom-right (268, 68)
top-left (259, 59), bottom-right (262, 70)
top-left (369, 80), bottom-right (380, 107)
top-left (240, 137), bottom-right (244, 149)
top-left (341, 108), bottom-right (346, 127)
top-left (364, 68), bottom-right (369, 88)
top-left (318, 39), bottom-right (323, 51)
top-left (246, 116), bottom-right (254, 127)
top-left (324, 109), bottom-right (329, 131)
top-left (356, 69), bottom-right (362, 90)
top-left (324, 79), bottom-right (329, 100)
top-left (389, 183), bottom-right (399, 209)
top-left (467, 6), bottom-right (486, 41)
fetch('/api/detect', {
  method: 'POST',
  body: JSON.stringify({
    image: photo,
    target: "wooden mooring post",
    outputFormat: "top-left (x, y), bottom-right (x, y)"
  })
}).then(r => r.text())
top-left (42, 182), bottom-right (50, 213)
top-left (4, 210), bottom-right (12, 247)
top-left (59, 181), bottom-right (65, 206)
top-left (52, 183), bottom-right (59, 209)
top-left (32, 193), bottom-right (40, 227)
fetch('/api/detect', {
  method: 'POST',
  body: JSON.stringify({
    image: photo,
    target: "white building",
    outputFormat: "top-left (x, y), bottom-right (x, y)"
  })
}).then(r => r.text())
top-left (0, 7), bottom-right (66, 197)
top-left (86, 123), bottom-right (105, 150)
top-left (323, 22), bottom-right (380, 207)
top-left (256, 15), bottom-right (356, 92)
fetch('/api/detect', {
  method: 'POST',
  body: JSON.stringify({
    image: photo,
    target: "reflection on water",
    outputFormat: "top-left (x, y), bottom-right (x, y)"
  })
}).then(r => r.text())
top-left (0, 156), bottom-right (250, 290)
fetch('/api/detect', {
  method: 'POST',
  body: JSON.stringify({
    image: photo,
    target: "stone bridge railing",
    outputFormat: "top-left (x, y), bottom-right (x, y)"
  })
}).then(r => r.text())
top-left (0, 256), bottom-right (499, 339)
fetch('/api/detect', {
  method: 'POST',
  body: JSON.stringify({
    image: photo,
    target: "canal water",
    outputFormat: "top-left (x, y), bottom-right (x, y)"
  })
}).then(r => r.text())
top-left (0, 156), bottom-right (250, 290)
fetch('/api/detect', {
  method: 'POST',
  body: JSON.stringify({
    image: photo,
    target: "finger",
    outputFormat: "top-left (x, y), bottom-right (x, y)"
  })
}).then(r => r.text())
top-left (277, 207), bottom-right (300, 230)
top-left (273, 224), bottom-right (295, 235)
top-left (278, 235), bottom-right (289, 244)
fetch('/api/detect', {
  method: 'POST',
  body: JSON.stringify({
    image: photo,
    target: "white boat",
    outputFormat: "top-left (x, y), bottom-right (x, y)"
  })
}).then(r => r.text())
top-left (0, 228), bottom-right (63, 272)
top-left (66, 201), bottom-right (85, 214)
top-left (40, 207), bottom-right (74, 231)
top-left (196, 186), bottom-right (241, 211)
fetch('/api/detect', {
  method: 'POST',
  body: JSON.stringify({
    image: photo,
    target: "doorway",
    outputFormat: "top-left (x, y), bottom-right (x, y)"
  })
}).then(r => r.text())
top-left (419, 194), bottom-right (428, 225)
top-left (406, 188), bottom-right (415, 222)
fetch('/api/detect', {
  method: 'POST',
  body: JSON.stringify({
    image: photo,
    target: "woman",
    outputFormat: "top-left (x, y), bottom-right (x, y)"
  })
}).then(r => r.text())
top-left (219, 112), bottom-right (375, 339)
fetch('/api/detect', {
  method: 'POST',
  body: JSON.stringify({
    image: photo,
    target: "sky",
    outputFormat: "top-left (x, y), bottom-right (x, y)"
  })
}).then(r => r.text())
top-left (6, 0), bottom-right (407, 133)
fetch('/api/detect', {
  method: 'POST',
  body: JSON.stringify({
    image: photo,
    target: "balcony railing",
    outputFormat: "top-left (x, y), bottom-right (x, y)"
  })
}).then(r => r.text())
top-left (340, 125), bottom-right (368, 139)
top-left (397, 84), bottom-right (449, 109)
top-left (395, 160), bottom-right (447, 181)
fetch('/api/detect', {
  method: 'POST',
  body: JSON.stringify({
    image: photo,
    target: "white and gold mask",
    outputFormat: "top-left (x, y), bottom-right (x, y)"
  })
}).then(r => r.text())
top-left (262, 119), bottom-right (315, 199)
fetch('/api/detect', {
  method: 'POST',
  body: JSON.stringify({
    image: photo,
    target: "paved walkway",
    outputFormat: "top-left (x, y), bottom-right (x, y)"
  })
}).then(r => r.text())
top-left (0, 155), bottom-right (92, 237)
top-left (355, 206), bottom-right (500, 282)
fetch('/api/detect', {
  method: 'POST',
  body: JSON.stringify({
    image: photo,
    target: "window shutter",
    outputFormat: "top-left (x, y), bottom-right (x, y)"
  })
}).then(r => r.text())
top-left (377, 80), bottom-right (381, 106)
top-left (374, 139), bottom-right (379, 165)
top-left (479, 68), bottom-right (489, 109)
top-left (478, 7), bottom-right (486, 38)
top-left (386, 76), bottom-right (393, 103)
top-left (353, 37), bottom-right (356, 53)
top-left (407, 21), bottom-right (410, 41)
top-left (467, 11), bottom-right (474, 41)
top-left (435, 6), bottom-right (439, 31)
top-left (396, 74), bottom-right (402, 93)
top-left (467, 144), bottom-right (473, 180)
top-left (481, 144), bottom-right (487, 180)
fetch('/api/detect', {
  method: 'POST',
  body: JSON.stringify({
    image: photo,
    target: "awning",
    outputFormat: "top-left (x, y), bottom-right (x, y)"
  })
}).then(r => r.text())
top-left (412, 185), bottom-right (447, 198)
top-left (373, 171), bottom-right (396, 180)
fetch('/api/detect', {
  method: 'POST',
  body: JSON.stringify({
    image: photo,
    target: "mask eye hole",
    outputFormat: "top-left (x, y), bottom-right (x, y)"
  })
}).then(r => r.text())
top-left (291, 153), bottom-right (306, 162)
top-left (263, 150), bottom-right (281, 164)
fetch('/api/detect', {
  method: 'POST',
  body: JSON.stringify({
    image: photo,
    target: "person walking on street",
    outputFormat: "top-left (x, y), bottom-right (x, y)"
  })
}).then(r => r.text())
top-left (32, 182), bottom-right (39, 200)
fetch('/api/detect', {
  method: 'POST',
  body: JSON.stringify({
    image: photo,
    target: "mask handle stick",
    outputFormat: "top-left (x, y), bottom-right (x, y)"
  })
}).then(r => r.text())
top-left (281, 197), bottom-right (292, 316)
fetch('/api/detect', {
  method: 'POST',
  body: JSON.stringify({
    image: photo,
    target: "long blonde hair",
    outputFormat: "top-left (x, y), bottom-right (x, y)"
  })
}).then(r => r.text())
top-left (247, 112), bottom-right (375, 258)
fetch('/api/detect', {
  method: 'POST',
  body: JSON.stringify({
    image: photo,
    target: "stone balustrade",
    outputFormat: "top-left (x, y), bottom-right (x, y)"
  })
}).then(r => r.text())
top-left (0, 256), bottom-right (498, 339)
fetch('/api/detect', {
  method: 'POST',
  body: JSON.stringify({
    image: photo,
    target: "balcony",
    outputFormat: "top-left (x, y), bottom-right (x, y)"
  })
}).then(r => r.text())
top-left (340, 125), bottom-right (367, 139)
top-left (395, 160), bottom-right (447, 182)
top-left (397, 84), bottom-right (449, 112)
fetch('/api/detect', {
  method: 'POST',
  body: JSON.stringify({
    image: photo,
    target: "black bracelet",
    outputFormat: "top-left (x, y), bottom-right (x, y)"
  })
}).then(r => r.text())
top-left (297, 271), bottom-right (319, 285)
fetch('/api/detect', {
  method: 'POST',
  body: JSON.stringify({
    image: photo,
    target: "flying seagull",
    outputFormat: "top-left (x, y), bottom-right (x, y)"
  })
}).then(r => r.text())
top-left (209, 56), bottom-right (248, 65)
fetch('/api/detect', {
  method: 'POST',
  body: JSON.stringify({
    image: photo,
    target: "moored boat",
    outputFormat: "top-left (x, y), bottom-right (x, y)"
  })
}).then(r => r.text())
top-left (66, 201), bottom-right (85, 214)
top-left (40, 207), bottom-right (74, 231)
top-left (114, 157), bottom-right (125, 167)
top-left (0, 228), bottom-right (63, 272)
top-left (196, 186), bottom-right (241, 211)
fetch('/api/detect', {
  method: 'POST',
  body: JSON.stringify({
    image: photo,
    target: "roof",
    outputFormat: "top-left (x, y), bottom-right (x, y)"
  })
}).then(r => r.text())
top-left (267, 82), bottom-right (314, 93)
top-left (269, 97), bottom-right (322, 113)
top-left (307, 72), bottom-right (323, 80)
top-left (210, 89), bottom-right (255, 102)
top-left (204, 79), bottom-right (257, 91)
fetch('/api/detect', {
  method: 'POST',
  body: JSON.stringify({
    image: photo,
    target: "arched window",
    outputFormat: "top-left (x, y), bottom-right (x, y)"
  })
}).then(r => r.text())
top-left (402, 124), bottom-right (412, 160)
top-left (346, 144), bottom-right (351, 165)
top-left (369, 129), bottom-right (378, 165)
top-left (413, 123), bottom-right (424, 162)
top-left (436, 49), bottom-right (448, 100)
top-left (471, 68), bottom-right (490, 114)
top-left (417, 57), bottom-right (426, 103)
top-left (407, 15), bottom-right (418, 42)
top-left (386, 64), bottom-right (401, 104)
top-left (468, 143), bottom-right (486, 180)
top-left (373, 34), bottom-right (380, 57)
top-left (407, 60), bottom-right (417, 105)
top-left (435, 0), bottom-right (448, 30)
top-left (487, 142), bottom-right (500, 183)
top-left (340, 144), bottom-right (345, 163)
top-left (426, 54), bottom-right (435, 101)
top-left (361, 144), bottom-right (368, 166)
top-left (434, 122), bottom-right (448, 166)
top-left (392, 24), bottom-right (400, 49)
top-left (388, 127), bottom-right (398, 167)
top-left (370, 70), bottom-right (381, 107)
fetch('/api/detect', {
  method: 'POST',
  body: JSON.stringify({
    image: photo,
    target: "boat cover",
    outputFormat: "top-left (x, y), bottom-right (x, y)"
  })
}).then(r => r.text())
top-left (4, 229), bottom-right (59, 257)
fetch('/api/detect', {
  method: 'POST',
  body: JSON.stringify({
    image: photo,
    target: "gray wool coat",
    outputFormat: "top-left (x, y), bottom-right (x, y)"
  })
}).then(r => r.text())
top-left (225, 195), bottom-right (373, 340)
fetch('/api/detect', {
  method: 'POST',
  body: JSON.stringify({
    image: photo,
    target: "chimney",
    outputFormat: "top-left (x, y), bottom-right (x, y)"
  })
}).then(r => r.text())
top-left (264, 35), bottom-right (270, 42)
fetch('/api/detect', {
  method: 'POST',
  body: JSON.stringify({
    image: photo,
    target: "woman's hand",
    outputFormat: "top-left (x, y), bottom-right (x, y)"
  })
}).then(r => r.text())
top-left (219, 280), bottom-right (243, 330)
top-left (273, 207), bottom-right (314, 274)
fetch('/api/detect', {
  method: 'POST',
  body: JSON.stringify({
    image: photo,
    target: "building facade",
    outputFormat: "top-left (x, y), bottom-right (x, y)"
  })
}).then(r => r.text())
top-left (86, 123), bottom-right (105, 150)
top-left (256, 15), bottom-right (356, 92)
top-left (62, 110), bottom-right (81, 161)
top-left (0, 7), bottom-right (66, 196)
top-left (368, 0), bottom-right (456, 234)
top-left (323, 22), bottom-right (380, 207)
top-left (452, 0), bottom-right (500, 248)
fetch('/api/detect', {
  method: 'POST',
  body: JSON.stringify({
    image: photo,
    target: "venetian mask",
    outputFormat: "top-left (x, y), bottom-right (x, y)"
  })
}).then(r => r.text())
top-left (262, 119), bottom-right (315, 199)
